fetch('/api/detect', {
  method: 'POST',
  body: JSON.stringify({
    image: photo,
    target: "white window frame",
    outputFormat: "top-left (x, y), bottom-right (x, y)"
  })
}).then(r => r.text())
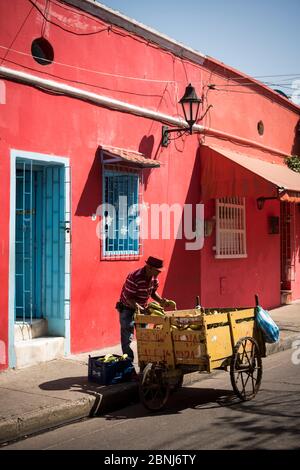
top-left (215, 197), bottom-right (247, 259)
top-left (102, 164), bottom-right (142, 259)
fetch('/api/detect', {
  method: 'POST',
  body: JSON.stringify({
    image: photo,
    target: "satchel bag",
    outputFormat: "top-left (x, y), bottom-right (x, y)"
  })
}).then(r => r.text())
top-left (256, 305), bottom-right (280, 343)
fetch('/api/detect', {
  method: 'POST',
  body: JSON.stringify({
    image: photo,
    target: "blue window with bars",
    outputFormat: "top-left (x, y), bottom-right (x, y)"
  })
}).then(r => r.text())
top-left (103, 168), bottom-right (140, 256)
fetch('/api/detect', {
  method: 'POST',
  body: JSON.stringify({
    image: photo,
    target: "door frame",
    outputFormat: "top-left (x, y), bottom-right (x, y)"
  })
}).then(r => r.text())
top-left (9, 150), bottom-right (71, 367)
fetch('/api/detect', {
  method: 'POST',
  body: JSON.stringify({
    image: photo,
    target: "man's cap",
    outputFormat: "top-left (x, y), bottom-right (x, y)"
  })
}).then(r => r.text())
top-left (145, 256), bottom-right (165, 271)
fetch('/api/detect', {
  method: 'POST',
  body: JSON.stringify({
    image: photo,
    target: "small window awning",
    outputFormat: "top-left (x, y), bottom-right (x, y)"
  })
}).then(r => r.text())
top-left (201, 144), bottom-right (300, 202)
top-left (101, 145), bottom-right (160, 168)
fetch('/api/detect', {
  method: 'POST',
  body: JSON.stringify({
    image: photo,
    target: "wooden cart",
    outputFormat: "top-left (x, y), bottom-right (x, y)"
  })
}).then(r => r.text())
top-left (135, 303), bottom-right (266, 411)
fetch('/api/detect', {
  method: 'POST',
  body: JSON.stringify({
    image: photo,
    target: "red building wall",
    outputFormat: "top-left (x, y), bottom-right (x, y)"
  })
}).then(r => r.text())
top-left (0, 0), bottom-right (299, 366)
top-left (291, 207), bottom-right (300, 300)
top-left (201, 197), bottom-right (281, 310)
top-left (0, 142), bottom-right (10, 371)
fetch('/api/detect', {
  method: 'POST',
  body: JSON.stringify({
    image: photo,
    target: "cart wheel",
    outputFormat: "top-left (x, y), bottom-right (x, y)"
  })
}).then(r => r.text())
top-left (139, 363), bottom-right (170, 411)
top-left (230, 336), bottom-right (262, 401)
top-left (170, 371), bottom-right (184, 394)
top-left (175, 372), bottom-right (184, 390)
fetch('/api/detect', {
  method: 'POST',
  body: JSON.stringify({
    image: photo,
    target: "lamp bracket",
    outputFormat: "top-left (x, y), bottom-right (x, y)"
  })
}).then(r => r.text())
top-left (198, 104), bottom-right (213, 122)
top-left (256, 196), bottom-right (278, 210)
top-left (162, 125), bottom-right (190, 147)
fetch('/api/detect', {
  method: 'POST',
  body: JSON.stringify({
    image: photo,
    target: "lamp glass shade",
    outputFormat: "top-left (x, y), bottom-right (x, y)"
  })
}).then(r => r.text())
top-left (179, 83), bottom-right (201, 128)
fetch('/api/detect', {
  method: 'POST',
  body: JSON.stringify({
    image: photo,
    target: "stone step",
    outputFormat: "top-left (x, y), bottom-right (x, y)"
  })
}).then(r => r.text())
top-left (14, 319), bottom-right (48, 341)
top-left (14, 337), bottom-right (65, 369)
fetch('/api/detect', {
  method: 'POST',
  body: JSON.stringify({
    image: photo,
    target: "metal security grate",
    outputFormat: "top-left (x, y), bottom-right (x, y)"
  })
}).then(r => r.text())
top-left (102, 165), bottom-right (141, 259)
top-left (15, 160), bottom-right (35, 323)
top-left (15, 158), bottom-right (68, 335)
top-left (280, 201), bottom-right (296, 290)
top-left (215, 197), bottom-right (247, 259)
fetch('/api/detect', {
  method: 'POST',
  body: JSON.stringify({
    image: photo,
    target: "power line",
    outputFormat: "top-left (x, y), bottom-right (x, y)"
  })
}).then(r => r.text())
top-left (0, 3), bottom-right (34, 66)
top-left (213, 88), bottom-right (294, 99)
top-left (0, 45), bottom-right (176, 84)
top-left (0, 56), bottom-right (168, 99)
top-left (219, 73), bottom-right (300, 81)
top-left (208, 80), bottom-right (300, 88)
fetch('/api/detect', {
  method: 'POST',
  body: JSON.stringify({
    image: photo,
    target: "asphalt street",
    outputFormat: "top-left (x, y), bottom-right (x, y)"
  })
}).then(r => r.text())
top-left (3, 348), bottom-right (300, 450)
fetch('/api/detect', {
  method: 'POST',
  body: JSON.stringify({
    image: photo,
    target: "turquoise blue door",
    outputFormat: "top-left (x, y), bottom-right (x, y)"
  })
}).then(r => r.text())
top-left (15, 164), bottom-right (43, 319)
top-left (43, 165), bottom-right (66, 336)
top-left (15, 160), bottom-right (66, 336)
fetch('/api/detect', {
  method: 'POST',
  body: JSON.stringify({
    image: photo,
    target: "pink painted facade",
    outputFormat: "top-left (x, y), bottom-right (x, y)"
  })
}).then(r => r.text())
top-left (0, 0), bottom-right (299, 370)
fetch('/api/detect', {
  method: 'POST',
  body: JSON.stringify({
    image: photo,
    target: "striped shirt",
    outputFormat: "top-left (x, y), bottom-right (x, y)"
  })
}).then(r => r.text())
top-left (120, 267), bottom-right (159, 308)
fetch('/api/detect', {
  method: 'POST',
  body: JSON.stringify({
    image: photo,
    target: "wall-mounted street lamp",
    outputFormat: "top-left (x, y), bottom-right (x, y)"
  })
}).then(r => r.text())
top-left (256, 197), bottom-right (278, 210)
top-left (162, 83), bottom-right (202, 147)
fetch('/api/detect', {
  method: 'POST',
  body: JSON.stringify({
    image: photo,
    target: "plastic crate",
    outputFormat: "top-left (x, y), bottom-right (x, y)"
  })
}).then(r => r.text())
top-left (88, 355), bottom-right (134, 385)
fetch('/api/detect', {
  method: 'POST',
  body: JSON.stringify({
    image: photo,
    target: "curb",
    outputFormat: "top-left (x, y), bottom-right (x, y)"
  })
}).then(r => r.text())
top-left (266, 333), bottom-right (299, 356)
top-left (0, 383), bottom-right (139, 446)
top-left (0, 397), bottom-right (94, 445)
top-left (1, 333), bottom-right (298, 445)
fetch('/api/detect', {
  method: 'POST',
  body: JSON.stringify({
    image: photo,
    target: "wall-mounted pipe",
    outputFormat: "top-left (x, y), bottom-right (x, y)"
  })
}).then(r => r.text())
top-left (0, 65), bottom-right (292, 158)
top-left (0, 65), bottom-right (190, 129)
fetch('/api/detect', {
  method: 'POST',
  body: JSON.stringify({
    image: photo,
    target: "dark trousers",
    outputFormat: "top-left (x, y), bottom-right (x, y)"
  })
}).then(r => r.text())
top-left (119, 307), bottom-right (135, 361)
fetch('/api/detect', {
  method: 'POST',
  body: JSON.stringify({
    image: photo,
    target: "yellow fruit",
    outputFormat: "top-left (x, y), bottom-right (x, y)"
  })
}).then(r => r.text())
top-left (148, 308), bottom-right (165, 317)
top-left (189, 324), bottom-right (201, 330)
top-left (166, 300), bottom-right (177, 309)
top-left (103, 354), bottom-right (117, 362)
top-left (148, 301), bottom-right (164, 311)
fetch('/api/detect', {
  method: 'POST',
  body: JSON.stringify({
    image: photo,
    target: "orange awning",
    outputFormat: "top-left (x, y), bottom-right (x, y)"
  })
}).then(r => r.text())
top-left (201, 144), bottom-right (300, 202)
top-left (101, 145), bottom-right (160, 168)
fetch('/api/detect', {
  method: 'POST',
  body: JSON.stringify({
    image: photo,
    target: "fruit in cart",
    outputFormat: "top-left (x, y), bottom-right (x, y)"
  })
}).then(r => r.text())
top-left (148, 301), bottom-right (164, 311)
top-left (146, 301), bottom-right (166, 316)
top-left (148, 307), bottom-right (165, 317)
top-left (164, 299), bottom-right (177, 309)
top-left (189, 323), bottom-right (201, 330)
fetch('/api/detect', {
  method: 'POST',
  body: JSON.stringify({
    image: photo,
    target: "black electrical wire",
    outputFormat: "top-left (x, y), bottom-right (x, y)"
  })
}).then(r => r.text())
top-left (27, 0), bottom-right (110, 35)
top-left (0, 56), bottom-right (166, 99)
top-left (0, 2), bottom-right (35, 66)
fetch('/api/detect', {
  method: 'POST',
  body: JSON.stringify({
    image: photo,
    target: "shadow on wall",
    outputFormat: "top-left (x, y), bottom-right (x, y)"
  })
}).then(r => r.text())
top-left (75, 150), bottom-right (101, 217)
top-left (162, 147), bottom-right (201, 310)
top-left (139, 134), bottom-right (155, 191)
top-left (75, 136), bottom-right (157, 217)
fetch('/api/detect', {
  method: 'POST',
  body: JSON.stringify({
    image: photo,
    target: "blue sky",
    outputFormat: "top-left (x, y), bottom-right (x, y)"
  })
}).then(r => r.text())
top-left (97, 0), bottom-right (300, 102)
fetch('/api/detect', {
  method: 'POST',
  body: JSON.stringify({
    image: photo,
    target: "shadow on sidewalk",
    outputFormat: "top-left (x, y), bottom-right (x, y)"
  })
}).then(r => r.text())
top-left (39, 376), bottom-right (135, 416)
top-left (39, 376), bottom-right (138, 417)
top-left (102, 387), bottom-right (238, 421)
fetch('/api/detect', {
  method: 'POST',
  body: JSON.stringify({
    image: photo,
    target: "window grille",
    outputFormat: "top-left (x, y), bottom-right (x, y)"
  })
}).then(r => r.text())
top-left (215, 197), bottom-right (247, 259)
top-left (102, 165), bottom-right (141, 259)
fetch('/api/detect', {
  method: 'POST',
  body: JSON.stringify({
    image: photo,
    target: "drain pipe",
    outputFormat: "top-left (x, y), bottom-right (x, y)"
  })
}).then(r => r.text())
top-left (0, 65), bottom-right (291, 158)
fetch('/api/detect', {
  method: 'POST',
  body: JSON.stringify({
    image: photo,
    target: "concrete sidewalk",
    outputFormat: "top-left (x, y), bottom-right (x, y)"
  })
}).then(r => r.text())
top-left (0, 301), bottom-right (299, 445)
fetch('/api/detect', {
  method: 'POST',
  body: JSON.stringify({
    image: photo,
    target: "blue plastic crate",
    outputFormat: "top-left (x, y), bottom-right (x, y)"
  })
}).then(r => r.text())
top-left (88, 355), bottom-right (134, 385)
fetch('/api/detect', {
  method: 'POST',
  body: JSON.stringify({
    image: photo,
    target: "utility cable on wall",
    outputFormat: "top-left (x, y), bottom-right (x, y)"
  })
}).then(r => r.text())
top-left (0, 44), bottom-right (177, 84)
top-left (27, 0), bottom-right (110, 35)
top-left (0, 3), bottom-right (35, 66)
